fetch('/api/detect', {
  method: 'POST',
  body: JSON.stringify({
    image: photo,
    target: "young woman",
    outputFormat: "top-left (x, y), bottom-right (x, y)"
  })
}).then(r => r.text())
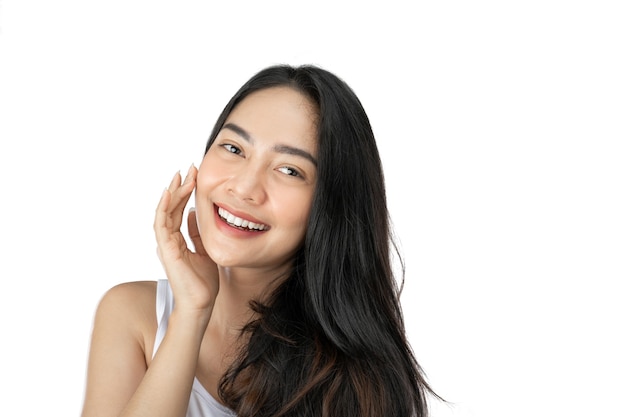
top-left (81, 64), bottom-right (438, 417)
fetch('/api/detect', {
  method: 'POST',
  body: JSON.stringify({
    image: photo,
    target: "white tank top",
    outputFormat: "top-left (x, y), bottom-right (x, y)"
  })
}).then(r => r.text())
top-left (153, 279), bottom-right (237, 417)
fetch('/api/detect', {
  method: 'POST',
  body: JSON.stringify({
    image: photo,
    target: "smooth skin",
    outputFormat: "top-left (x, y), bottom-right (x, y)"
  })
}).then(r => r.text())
top-left (81, 86), bottom-right (319, 417)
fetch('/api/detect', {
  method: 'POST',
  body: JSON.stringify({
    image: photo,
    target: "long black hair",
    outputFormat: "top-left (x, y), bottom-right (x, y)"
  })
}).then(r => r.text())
top-left (204, 64), bottom-right (437, 417)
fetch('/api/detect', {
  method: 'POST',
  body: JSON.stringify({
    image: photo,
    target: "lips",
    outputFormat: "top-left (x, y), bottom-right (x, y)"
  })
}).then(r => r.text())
top-left (217, 206), bottom-right (269, 231)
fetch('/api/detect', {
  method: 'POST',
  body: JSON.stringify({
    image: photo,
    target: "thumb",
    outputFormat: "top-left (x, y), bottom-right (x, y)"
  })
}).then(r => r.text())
top-left (187, 207), bottom-right (208, 256)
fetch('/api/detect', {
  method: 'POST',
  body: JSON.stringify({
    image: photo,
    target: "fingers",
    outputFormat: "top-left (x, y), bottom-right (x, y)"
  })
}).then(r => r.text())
top-left (167, 169), bottom-right (182, 192)
top-left (154, 164), bottom-right (198, 249)
top-left (168, 165), bottom-right (197, 220)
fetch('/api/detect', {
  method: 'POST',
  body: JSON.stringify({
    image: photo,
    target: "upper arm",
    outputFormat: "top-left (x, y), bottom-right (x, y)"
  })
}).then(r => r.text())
top-left (81, 281), bottom-right (158, 417)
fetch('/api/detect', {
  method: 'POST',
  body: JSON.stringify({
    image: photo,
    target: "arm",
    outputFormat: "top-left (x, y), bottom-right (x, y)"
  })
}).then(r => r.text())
top-left (118, 296), bottom-right (211, 417)
top-left (81, 165), bottom-right (218, 417)
top-left (81, 281), bottom-right (157, 417)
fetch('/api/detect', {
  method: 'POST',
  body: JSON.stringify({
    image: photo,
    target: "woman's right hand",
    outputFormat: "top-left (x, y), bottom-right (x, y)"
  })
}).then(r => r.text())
top-left (154, 164), bottom-right (219, 315)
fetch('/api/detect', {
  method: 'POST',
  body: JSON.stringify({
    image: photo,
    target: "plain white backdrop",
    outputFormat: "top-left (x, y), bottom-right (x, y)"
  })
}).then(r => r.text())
top-left (0, 1), bottom-right (624, 416)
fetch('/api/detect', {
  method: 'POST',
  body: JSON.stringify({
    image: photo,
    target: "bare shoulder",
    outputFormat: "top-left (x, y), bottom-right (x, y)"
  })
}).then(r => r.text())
top-left (82, 281), bottom-right (160, 415)
top-left (99, 280), bottom-right (157, 306)
top-left (94, 280), bottom-right (158, 362)
top-left (97, 281), bottom-right (157, 320)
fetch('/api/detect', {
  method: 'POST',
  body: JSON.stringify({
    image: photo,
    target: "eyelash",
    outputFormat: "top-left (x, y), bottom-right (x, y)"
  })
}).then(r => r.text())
top-left (220, 143), bottom-right (303, 178)
top-left (221, 143), bottom-right (242, 155)
top-left (277, 166), bottom-right (302, 177)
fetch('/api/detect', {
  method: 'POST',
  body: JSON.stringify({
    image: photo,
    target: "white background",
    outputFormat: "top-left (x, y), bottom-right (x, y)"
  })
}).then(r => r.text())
top-left (1, 1), bottom-right (624, 416)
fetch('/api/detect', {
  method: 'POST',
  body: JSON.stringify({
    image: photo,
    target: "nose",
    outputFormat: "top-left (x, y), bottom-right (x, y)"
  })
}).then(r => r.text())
top-left (227, 164), bottom-right (267, 204)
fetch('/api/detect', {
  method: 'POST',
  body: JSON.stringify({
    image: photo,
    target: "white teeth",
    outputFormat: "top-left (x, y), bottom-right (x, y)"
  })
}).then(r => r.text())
top-left (218, 207), bottom-right (267, 231)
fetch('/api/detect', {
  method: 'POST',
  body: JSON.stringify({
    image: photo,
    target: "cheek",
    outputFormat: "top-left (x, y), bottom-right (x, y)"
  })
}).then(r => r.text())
top-left (282, 192), bottom-right (314, 232)
top-left (196, 155), bottom-right (221, 192)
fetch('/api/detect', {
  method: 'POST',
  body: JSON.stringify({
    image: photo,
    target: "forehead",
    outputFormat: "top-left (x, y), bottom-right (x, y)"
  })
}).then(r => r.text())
top-left (223, 86), bottom-right (319, 150)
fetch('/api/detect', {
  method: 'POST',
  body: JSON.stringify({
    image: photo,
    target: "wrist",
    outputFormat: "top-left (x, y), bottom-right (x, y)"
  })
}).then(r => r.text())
top-left (168, 306), bottom-right (213, 336)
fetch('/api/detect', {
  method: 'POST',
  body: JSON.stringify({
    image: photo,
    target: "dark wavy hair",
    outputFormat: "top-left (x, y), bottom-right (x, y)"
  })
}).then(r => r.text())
top-left (203, 64), bottom-right (438, 417)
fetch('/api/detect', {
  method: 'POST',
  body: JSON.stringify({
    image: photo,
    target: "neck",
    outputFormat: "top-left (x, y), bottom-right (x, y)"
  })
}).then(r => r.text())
top-left (198, 265), bottom-right (292, 387)
top-left (208, 266), bottom-right (288, 336)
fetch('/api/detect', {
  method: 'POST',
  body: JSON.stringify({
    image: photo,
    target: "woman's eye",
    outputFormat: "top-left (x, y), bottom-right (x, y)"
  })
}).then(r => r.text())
top-left (277, 166), bottom-right (301, 177)
top-left (222, 144), bottom-right (241, 154)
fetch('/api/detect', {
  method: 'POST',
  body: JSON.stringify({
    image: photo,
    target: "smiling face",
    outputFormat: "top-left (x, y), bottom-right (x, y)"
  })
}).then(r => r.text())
top-left (195, 86), bottom-right (319, 275)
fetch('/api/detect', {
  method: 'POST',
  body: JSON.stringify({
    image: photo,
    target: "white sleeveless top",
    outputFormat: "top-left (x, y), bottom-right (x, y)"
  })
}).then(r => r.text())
top-left (153, 279), bottom-right (237, 417)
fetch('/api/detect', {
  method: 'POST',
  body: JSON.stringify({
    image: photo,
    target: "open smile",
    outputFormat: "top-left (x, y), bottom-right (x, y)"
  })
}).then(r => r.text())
top-left (217, 206), bottom-right (269, 231)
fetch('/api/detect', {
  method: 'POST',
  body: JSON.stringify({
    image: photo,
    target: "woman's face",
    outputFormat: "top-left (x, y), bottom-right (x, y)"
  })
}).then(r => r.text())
top-left (195, 86), bottom-right (318, 274)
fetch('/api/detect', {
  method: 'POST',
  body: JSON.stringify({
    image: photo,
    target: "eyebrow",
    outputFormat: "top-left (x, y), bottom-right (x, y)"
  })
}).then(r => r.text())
top-left (222, 122), bottom-right (318, 167)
